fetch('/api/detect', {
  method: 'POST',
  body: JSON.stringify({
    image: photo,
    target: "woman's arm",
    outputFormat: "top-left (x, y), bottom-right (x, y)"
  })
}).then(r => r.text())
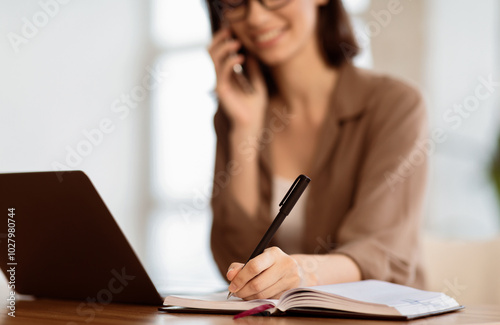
top-left (226, 78), bottom-right (428, 299)
top-left (207, 27), bottom-right (268, 218)
top-left (209, 27), bottom-right (272, 276)
top-left (228, 129), bottom-right (261, 218)
top-left (330, 80), bottom-right (428, 286)
top-left (292, 253), bottom-right (361, 286)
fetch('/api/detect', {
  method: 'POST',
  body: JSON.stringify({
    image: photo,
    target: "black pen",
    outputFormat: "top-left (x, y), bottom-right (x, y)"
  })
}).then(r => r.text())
top-left (227, 174), bottom-right (311, 299)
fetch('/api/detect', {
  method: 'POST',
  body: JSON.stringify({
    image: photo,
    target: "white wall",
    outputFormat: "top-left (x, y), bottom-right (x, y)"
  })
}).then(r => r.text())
top-left (367, 0), bottom-right (500, 238)
top-left (423, 0), bottom-right (500, 238)
top-left (0, 0), bottom-right (152, 264)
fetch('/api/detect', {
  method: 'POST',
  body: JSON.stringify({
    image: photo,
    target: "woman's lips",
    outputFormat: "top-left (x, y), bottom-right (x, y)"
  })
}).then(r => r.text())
top-left (253, 28), bottom-right (286, 48)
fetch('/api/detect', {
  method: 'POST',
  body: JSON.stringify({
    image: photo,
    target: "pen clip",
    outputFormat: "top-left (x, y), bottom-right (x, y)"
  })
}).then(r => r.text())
top-left (279, 175), bottom-right (302, 207)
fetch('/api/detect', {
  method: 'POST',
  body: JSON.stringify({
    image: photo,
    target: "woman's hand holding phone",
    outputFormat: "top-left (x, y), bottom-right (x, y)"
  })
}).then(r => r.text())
top-left (208, 28), bottom-right (268, 137)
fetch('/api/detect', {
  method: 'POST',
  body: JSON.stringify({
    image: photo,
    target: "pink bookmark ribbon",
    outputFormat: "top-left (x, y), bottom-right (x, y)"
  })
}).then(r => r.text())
top-left (233, 303), bottom-right (275, 319)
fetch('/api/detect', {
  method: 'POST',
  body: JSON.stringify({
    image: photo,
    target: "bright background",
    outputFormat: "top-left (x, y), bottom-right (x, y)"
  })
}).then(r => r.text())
top-left (1, 0), bottom-right (499, 301)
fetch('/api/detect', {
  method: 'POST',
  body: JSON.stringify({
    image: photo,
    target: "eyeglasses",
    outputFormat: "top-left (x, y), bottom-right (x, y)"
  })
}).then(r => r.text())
top-left (213, 0), bottom-right (292, 22)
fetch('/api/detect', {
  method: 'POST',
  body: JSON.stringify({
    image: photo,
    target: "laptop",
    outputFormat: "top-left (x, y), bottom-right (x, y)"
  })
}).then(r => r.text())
top-left (0, 171), bottom-right (164, 305)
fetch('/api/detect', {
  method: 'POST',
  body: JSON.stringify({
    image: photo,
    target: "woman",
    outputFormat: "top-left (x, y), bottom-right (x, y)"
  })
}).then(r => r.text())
top-left (207, 0), bottom-right (427, 300)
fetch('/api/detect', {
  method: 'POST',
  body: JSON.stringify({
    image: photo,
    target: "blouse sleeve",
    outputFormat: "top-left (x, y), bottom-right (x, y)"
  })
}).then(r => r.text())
top-left (332, 79), bottom-right (428, 286)
top-left (210, 108), bottom-right (269, 279)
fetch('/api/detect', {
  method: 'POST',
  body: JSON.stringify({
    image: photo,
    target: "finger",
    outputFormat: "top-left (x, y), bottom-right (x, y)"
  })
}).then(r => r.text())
top-left (237, 248), bottom-right (300, 299)
top-left (234, 266), bottom-right (284, 300)
top-left (209, 37), bottom-right (240, 61)
top-left (240, 261), bottom-right (301, 300)
top-left (220, 54), bottom-right (245, 83)
top-left (228, 251), bottom-right (275, 295)
top-left (242, 276), bottom-right (292, 301)
top-left (210, 39), bottom-right (241, 71)
top-left (207, 28), bottom-right (231, 53)
top-left (226, 263), bottom-right (244, 282)
top-left (245, 55), bottom-right (265, 92)
top-left (215, 55), bottom-right (245, 94)
top-left (209, 41), bottom-right (241, 87)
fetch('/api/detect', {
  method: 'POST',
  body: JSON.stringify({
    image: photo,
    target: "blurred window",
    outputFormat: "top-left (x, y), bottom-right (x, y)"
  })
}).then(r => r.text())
top-left (148, 0), bottom-right (223, 293)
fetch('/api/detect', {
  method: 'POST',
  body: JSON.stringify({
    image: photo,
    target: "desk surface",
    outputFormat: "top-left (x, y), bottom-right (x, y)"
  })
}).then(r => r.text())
top-left (2, 299), bottom-right (500, 325)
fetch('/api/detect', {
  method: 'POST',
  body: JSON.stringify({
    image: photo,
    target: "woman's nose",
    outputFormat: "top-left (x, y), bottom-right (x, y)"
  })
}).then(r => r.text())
top-left (246, 0), bottom-right (272, 26)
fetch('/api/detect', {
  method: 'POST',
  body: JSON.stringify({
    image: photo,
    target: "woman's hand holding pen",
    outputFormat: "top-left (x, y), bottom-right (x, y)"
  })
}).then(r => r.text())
top-left (208, 28), bottom-right (268, 136)
top-left (226, 247), bottom-right (317, 300)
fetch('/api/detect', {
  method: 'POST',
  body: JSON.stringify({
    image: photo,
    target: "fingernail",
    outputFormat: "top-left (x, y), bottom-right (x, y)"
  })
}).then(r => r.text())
top-left (226, 267), bottom-right (234, 276)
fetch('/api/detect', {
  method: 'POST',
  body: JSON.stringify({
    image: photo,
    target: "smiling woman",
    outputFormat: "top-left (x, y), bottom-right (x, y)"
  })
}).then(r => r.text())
top-left (206, 0), bottom-right (428, 301)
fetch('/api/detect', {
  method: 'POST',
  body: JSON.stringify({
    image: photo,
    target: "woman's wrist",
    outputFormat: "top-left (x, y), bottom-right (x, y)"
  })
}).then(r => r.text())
top-left (291, 253), bottom-right (362, 287)
top-left (227, 125), bottom-right (262, 218)
top-left (229, 127), bottom-right (263, 159)
top-left (230, 119), bottom-right (264, 139)
top-left (291, 254), bottom-right (319, 287)
top-left (230, 127), bottom-right (260, 141)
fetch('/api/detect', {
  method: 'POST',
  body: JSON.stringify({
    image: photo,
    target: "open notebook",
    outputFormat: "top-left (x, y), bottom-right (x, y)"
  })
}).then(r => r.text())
top-left (161, 280), bottom-right (463, 320)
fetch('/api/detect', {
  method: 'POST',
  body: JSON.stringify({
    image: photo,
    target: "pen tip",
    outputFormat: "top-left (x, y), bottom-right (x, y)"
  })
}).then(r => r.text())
top-left (227, 292), bottom-right (233, 300)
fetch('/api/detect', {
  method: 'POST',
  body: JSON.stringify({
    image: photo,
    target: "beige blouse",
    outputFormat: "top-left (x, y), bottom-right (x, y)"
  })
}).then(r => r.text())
top-left (272, 176), bottom-right (309, 255)
top-left (210, 62), bottom-right (428, 289)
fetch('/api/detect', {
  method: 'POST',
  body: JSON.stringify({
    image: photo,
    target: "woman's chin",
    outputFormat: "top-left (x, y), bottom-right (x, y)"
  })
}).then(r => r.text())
top-left (255, 52), bottom-right (291, 67)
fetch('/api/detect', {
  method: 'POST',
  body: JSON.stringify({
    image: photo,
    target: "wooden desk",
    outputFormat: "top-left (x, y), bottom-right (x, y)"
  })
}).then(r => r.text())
top-left (2, 299), bottom-right (500, 325)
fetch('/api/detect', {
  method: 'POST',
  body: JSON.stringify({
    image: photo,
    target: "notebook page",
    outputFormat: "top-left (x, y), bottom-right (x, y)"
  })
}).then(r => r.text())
top-left (163, 291), bottom-right (279, 311)
top-left (290, 280), bottom-right (459, 316)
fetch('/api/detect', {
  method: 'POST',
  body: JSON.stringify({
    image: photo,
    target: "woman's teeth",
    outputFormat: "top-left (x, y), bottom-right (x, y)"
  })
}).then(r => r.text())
top-left (256, 29), bottom-right (282, 42)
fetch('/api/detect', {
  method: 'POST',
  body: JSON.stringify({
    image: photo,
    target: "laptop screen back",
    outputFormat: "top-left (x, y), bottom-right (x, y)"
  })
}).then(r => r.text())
top-left (0, 171), bottom-right (162, 305)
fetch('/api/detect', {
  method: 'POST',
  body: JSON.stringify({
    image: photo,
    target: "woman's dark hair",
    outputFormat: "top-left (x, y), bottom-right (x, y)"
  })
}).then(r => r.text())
top-left (205, 0), bottom-right (359, 96)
